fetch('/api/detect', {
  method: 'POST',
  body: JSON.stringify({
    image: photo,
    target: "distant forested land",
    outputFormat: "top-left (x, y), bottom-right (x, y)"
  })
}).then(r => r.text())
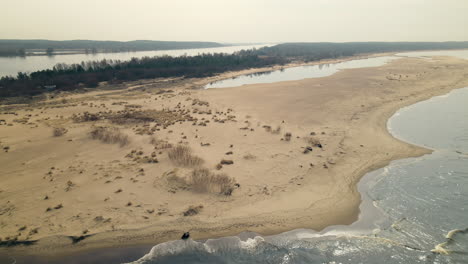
top-left (0, 50), bottom-right (286, 97)
top-left (258, 42), bottom-right (468, 61)
top-left (2, 42), bottom-right (468, 99)
top-left (0, 39), bottom-right (225, 56)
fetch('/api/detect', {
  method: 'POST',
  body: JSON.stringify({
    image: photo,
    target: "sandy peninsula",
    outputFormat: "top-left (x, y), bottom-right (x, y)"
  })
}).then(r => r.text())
top-left (1, 54), bottom-right (468, 258)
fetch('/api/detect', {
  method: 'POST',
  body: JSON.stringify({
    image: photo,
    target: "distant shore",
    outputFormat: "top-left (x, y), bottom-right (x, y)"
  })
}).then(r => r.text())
top-left (1, 53), bottom-right (468, 261)
top-left (0, 47), bottom-right (235, 58)
top-left (0, 39), bottom-right (227, 58)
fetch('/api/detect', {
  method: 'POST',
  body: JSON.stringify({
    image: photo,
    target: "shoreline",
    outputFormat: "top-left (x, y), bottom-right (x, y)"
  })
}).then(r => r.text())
top-left (1, 54), bottom-right (468, 261)
top-left (194, 52), bottom-right (397, 89)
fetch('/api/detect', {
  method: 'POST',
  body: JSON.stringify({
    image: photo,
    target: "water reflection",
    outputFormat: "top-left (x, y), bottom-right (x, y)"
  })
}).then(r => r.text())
top-left (205, 56), bottom-right (398, 89)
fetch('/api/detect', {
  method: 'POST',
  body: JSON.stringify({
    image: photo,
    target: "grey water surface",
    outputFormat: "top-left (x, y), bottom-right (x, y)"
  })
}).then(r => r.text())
top-left (205, 49), bottom-right (468, 89)
top-left (0, 44), bottom-right (270, 78)
top-left (204, 56), bottom-right (398, 89)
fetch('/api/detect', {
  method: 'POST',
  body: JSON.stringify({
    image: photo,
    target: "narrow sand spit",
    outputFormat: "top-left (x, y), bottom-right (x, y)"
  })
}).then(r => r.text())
top-left (1, 55), bottom-right (468, 257)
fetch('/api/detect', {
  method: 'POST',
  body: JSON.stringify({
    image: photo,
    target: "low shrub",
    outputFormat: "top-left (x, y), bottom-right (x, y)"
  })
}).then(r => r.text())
top-left (89, 126), bottom-right (129, 147)
top-left (53, 127), bottom-right (68, 137)
top-left (183, 205), bottom-right (204, 216)
top-left (190, 168), bottom-right (235, 195)
top-left (168, 145), bottom-right (203, 167)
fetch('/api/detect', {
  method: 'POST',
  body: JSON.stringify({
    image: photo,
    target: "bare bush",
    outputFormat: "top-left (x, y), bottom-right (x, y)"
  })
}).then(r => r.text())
top-left (220, 159), bottom-right (234, 165)
top-left (89, 126), bottom-right (129, 147)
top-left (190, 168), bottom-right (235, 195)
top-left (284, 132), bottom-right (292, 141)
top-left (168, 145), bottom-right (204, 167)
top-left (150, 137), bottom-right (173, 149)
top-left (213, 173), bottom-right (236, 195)
top-left (72, 111), bottom-right (100, 122)
top-left (124, 104), bottom-right (142, 109)
top-left (190, 168), bottom-right (212, 193)
top-left (107, 109), bottom-right (183, 125)
top-left (53, 127), bottom-right (68, 137)
top-left (183, 205), bottom-right (203, 216)
top-left (304, 136), bottom-right (321, 146)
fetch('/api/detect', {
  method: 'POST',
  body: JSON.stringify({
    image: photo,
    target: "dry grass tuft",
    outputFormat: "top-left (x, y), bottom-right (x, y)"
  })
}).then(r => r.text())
top-left (53, 127), bottom-right (68, 137)
top-left (89, 126), bottom-right (129, 147)
top-left (107, 109), bottom-right (184, 125)
top-left (168, 145), bottom-right (204, 167)
top-left (190, 168), bottom-right (211, 192)
top-left (304, 136), bottom-right (321, 146)
top-left (272, 126), bottom-right (282, 134)
top-left (190, 168), bottom-right (236, 195)
top-left (124, 104), bottom-right (142, 109)
top-left (72, 111), bottom-right (100, 122)
top-left (243, 154), bottom-right (256, 160)
top-left (73, 109), bottom-right (187, 126)
top-left (220, 159), bottom-right (234, 165)
top-left (262, 125), bottom-right (272, 132)
top-left (150, 137), bottom-right (173, 149)
top-left (183, 205), bottom-right (204, 216)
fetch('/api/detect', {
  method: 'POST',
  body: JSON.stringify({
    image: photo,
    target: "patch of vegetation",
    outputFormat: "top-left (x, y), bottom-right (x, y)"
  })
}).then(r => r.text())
top-left (168, 145), bottom-right (204, 167)
top-left (106, 109), bottom-right (185, 125)
top-left (52, 127), bottom-right (68, 137)
top-left (89, 126), bottom-right (129, 147)
top-left (183, 205), bottom-right (204, 216)
top-left (190, 168), bottom-right (236, 195)
top-left (150, 137), bottom-right (173, 149)
top-left (243, 154), bottom-right (256, 160)
top-left (72, 111), bottom-right (100, 122)
top-left (72, 109), bottom-right (186, 127)
top-left (304, 136), bottom-right (322, 147)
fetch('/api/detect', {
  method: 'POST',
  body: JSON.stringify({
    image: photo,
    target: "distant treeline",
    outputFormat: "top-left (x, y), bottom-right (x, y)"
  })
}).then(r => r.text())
top-left (2, 42), bottom-right (468, 98)
top-left (258, 42), bottom-right (468, 61)
top-left (0, 39), bottom-right (225, 56)
top-left (0, 50), bottom-right (285, 97)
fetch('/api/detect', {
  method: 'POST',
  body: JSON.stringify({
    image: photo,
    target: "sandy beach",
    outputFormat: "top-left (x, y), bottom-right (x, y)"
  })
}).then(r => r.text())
top-left (1, 54), bottom-right (468, 259)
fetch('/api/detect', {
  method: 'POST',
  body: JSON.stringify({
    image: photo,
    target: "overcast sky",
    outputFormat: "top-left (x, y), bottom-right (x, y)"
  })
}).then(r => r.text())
top-left (1, 0), bottom-right (467, 43)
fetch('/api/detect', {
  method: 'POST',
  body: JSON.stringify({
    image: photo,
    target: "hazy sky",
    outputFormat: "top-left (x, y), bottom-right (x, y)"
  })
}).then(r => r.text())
top-left (2, 0), bottom-right (467, 43)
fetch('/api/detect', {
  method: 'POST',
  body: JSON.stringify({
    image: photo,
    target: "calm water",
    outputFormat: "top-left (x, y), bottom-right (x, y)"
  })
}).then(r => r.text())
top-left (0, 44), bottom-right (270, 78)
top-left (205, 49), bottom-right (468, 89)
top-left (205, 56), bottom-right (398, 89)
